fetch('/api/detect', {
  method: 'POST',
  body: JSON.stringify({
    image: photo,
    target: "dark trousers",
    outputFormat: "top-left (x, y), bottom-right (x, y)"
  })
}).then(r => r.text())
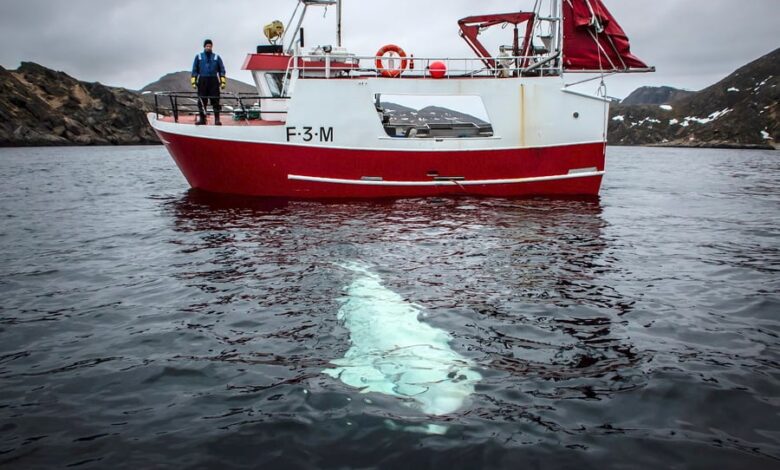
top-left (197, 76), bottom-right (221, 121)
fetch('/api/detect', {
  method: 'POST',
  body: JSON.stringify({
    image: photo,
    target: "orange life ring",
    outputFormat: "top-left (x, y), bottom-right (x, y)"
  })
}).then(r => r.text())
top-left (375, 44), bottom-right (408, 78)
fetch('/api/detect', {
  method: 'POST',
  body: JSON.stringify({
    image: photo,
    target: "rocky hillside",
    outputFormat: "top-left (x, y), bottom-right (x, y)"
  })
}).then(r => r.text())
top-left (609, 48), bottom-right (779, 149)
top-left (620, 86), bottom-right (695, 106)
top-left (0, 62), bottom-right (158, 146)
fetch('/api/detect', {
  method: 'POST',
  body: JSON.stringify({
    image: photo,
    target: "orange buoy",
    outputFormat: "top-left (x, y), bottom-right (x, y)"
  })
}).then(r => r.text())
top-left (375, 44), bottom-right (408, 78)
top-left (429, 61), bottom-right (447, 79)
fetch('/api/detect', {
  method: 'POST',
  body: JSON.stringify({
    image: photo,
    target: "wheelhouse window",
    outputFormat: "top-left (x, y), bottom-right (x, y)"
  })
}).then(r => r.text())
top-left (375, 94), bottom-right (493, 138)
top-left (265, 73), bottom-right (285, 97)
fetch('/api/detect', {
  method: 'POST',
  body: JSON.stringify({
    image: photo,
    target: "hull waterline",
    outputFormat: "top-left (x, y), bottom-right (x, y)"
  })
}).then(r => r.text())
top-left (155, 127), bottom-right (605, 199)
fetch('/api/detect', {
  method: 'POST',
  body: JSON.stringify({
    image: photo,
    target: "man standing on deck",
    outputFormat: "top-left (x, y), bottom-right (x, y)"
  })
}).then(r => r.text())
top-left (191, 39), bottom-right (227, 125)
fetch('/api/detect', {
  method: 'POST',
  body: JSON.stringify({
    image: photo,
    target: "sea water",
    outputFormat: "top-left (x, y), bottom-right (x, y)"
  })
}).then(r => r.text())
top-left (0, 146), bottom-right (778, 468)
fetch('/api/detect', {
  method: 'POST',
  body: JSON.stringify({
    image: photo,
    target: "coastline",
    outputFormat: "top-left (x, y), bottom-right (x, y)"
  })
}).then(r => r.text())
top-left (1, 141), bottom-right (775, 150)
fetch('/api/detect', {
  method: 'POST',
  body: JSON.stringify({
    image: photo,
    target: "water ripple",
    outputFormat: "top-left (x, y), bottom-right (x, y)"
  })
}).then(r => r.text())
top-left (0, 146), bottom-right (778, 468)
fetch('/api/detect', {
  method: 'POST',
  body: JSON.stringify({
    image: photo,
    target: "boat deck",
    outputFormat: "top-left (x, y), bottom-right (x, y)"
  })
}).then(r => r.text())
top-left (157, 115), bottom-right (285, 127)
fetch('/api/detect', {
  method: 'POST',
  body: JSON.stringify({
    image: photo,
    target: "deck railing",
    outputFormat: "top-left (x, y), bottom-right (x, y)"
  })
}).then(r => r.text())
top-left (290, 52), bottom-right (561, 79)
top-left (151, 92), bottom-right (290, 123)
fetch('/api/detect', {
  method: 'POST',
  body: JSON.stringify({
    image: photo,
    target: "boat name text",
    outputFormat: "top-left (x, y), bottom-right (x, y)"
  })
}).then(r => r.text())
top-left (286, 126), bottom-right (334, 143)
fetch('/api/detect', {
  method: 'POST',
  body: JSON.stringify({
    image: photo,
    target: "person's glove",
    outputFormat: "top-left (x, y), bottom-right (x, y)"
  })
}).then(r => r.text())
top-left (220, 76), bottom-right (227, 90)
top-left (190, 77), bottom-right (197, 89)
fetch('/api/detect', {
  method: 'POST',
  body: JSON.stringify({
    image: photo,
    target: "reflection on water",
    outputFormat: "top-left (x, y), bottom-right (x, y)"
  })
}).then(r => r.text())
top-left (1, 146), bottom-right (779, 468)
top-left (163, 190), bottom-right (646, 422)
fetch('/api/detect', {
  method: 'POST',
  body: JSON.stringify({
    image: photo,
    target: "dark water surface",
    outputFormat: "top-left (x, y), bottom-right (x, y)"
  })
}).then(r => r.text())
top-left (1, 146), bottom-right (778, 469)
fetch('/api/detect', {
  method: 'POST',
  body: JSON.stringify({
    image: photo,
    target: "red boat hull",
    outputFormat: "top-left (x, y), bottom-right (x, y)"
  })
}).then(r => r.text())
top-left (156, 129), bottom-right (605, 198)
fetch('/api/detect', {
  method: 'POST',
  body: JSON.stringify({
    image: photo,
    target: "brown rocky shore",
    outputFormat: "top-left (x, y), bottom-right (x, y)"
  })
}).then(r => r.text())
top-left (0, 62), bottom-right (158, 146)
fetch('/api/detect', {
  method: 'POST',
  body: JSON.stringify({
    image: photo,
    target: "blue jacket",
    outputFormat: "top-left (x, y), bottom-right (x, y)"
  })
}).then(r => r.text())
top-left (191, 51), bottom-right (226, 78)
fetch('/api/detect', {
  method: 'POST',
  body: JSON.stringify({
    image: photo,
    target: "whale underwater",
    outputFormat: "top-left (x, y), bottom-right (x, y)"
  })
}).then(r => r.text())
top-left (323, 263), bottom-right (481, 432)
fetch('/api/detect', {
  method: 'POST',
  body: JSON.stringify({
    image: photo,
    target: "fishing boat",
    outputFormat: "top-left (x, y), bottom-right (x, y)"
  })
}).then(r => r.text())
top-left (148, 0), bottom-right (652, 198)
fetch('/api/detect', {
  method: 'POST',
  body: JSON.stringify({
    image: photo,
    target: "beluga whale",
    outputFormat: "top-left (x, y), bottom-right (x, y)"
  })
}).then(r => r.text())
top-left (324, 262), bottom-right (481, 432)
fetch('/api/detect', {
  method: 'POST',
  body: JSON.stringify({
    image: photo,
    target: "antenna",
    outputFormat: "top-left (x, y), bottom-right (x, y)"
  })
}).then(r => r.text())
top-left (337, 0), bottom-right (342, 47)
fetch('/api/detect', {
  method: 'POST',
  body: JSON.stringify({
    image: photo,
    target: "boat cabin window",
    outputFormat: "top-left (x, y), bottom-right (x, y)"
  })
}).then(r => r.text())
top-left (265, 73), bottom-right (285, 97)
top-left (374, 94), bottom-right (494, 139)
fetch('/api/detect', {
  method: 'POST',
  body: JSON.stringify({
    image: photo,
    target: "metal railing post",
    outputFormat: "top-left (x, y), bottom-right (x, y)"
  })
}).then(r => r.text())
top-left (170, 95), bottom-right (178, 123)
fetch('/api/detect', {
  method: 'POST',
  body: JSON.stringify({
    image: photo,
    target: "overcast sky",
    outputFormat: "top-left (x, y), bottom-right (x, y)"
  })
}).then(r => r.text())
top-left (1, 0), bottom-right (777, 98)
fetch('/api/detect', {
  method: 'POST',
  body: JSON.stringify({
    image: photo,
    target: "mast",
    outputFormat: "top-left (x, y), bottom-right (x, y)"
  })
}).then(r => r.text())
top-left (285, 3), bottom-right (309, 54)
top-left (337, 0), bottom-right (342, 47)
top-left (284, 1), bottom-right (338, 54)
top-left (552, 0), bottom-right (562, 73)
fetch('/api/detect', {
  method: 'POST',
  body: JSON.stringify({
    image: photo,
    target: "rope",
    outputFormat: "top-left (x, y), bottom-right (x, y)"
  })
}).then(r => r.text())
top-left (587, 30), bottom-right (617, 70)
top-left (583, 0), bottom-right (604, 32)
top-left (591, 2), bottom-right (609, 145)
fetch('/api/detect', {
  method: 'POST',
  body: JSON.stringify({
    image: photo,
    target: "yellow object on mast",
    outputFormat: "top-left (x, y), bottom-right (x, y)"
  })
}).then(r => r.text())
top-left (263, 20), bottom-right (285, 44)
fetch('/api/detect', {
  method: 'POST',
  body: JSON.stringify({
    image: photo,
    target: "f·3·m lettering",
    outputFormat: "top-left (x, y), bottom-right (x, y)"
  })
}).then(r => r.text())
top-left (285, 126), bottom-right (334, 143)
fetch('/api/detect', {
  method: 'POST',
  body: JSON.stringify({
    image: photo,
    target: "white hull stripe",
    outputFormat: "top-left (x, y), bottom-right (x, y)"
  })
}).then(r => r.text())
top-left (288, 170), bottom-right (604, 187)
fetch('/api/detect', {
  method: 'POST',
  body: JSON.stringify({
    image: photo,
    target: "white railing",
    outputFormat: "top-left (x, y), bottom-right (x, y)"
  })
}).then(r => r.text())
top-left (287, 52), bottom-right (561, 79)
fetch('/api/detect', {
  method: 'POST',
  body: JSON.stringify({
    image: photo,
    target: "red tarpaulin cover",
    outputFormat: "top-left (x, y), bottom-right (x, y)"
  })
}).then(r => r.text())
top-left (562, 0), bottom-right (648, 71)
